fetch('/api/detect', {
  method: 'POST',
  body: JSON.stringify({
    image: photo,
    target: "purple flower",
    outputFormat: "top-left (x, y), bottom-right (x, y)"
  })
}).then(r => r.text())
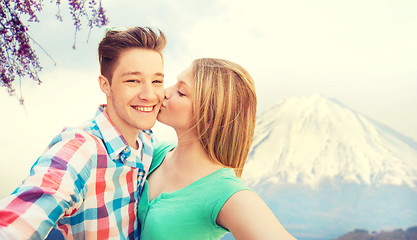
top-left (0, 0), bottom-right (108, 104)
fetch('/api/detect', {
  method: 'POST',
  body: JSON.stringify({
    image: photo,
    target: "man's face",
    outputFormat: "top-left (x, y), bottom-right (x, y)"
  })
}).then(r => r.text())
top-left (102, 48), bottom-right (164, 134)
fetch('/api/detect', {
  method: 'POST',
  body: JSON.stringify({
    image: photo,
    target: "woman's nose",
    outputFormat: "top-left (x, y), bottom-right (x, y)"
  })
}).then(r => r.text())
top-left (164, 86), bottom-right (174, 99)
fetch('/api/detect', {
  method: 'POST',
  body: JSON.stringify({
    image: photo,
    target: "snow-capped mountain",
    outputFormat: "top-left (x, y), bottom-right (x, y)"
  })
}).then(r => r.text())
top-left (243, 95), bottom-right (417, 188)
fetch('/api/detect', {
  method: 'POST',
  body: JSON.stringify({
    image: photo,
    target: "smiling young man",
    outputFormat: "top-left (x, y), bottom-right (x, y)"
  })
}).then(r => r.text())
top-left (0, 27), bottom-right (166, 240)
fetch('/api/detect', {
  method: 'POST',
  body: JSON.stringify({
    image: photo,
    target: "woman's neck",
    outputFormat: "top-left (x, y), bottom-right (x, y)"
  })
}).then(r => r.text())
top-left (169, 130), bottom-right (220, 171)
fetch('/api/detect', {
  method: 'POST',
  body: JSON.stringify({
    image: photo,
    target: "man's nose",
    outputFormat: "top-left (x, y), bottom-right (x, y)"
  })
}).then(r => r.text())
top-left (138, 82), bottom-right (157, 101)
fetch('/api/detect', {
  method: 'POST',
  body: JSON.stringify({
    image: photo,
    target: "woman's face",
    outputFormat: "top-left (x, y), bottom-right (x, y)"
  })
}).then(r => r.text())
top-left (157, 66), bottom-right (194, 132)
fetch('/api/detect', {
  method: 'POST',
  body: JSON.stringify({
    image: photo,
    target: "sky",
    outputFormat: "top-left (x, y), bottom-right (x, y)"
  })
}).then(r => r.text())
top-left (0, 0), bottom-right (416, 198)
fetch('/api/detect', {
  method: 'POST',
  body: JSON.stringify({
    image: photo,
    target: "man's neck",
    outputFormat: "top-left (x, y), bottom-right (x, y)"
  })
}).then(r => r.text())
top-left (104, 107), bottom-right (140, 149)
top-left (121, 130), bottom-right (140, 150)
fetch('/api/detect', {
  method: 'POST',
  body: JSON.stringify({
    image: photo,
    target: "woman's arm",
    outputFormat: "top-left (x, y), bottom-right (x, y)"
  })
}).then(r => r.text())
top-left (217, 190), bottom-right (297, 240)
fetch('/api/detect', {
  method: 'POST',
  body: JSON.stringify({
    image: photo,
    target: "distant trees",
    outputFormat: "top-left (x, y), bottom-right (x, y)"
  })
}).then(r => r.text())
top-left (0, 0), bottom-right (108, 104)
top-left (335, 226), bottom-right (417, 240)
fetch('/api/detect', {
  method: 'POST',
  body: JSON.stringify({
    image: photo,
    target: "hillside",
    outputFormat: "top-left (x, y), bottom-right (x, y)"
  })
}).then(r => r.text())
top-left (334, 226), bottom-right (417, 240)
top-left (243, 95), bottom-right (417, 189)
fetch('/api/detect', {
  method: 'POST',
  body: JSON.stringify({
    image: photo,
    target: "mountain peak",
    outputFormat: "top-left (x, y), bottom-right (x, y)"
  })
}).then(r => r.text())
top-left (243, 95), bottom-right (417, 188)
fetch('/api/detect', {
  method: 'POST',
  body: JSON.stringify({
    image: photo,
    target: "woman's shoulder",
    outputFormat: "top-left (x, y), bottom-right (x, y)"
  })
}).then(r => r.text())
top-left (205, 168), bottom-right (254, 225)
top-left (154, 141), bottom-right (176, 156)
top-left (208, 168), bottom-right (253, 199)
top-left (150, 141), bottom-right (176, 173)
top-left (215, 168), bottom-right (246, 182)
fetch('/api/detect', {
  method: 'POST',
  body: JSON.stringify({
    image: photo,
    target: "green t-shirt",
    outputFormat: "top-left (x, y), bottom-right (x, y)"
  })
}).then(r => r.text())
top-left (138, 143), bottom-right (252, 240)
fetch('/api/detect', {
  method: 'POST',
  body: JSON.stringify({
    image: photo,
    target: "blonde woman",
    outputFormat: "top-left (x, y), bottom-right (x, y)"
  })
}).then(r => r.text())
top-left (138, 58), bottom-right (296, 240)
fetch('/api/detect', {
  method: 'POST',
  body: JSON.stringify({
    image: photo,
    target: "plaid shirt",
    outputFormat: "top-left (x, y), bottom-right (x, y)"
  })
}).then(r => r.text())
top-left (0, 105), bottom-right (155, 240)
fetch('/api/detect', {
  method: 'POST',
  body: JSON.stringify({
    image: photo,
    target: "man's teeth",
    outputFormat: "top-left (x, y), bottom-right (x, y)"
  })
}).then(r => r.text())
top-left (133, 106), bottom-right (153, 112)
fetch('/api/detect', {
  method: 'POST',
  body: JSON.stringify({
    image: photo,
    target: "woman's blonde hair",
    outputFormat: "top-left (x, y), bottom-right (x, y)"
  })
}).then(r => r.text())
top-left (191, 58), bottom-right (257, 178)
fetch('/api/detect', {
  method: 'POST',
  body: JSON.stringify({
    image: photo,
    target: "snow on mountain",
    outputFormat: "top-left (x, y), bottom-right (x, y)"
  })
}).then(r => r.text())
top-left (243, 94), bottom-right (417, 188)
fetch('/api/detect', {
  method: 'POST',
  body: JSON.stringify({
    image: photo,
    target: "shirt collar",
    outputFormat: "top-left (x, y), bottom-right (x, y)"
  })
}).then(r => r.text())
top-left (94, 105), bottom-right (155, 167)
top-left (93, 105), bottom-right (134, 162)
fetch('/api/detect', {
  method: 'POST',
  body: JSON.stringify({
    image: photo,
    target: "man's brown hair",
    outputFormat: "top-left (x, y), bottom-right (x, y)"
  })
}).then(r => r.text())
top-left (98, 27), bottom-right (166, 83)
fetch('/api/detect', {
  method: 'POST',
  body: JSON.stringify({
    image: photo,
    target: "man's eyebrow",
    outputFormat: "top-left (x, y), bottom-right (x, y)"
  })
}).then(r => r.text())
top-left (121, 71), bottom-right (164, 77)
top-left (121, 71), bottom-right (142, 77)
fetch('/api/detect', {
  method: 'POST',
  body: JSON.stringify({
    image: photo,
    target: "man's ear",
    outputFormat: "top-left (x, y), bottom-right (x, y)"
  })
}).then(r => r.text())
top-left (98, 75), bottom-right (111, 96)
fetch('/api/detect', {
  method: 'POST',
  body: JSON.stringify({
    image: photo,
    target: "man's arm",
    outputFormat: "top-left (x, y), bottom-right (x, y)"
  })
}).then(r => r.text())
top-left (0, 130), bottom-right (94, 240)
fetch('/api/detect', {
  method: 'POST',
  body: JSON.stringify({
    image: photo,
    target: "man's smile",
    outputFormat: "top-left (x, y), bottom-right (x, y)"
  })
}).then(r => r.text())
top-left (131, 105), bottom-right (155, 112)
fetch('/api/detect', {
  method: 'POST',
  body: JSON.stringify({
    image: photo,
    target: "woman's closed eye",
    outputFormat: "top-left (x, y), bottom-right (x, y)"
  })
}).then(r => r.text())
top-left (177, 90), bottom-right (186, 97)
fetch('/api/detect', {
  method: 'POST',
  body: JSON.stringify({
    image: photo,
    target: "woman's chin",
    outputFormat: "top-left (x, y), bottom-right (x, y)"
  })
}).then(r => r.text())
top-left (156, 115), bottom-right (169, 126)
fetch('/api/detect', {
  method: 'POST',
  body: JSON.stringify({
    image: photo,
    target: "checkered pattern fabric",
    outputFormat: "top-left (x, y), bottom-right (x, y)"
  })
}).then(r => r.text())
top-left (0, 105), bottom-right (155, 240)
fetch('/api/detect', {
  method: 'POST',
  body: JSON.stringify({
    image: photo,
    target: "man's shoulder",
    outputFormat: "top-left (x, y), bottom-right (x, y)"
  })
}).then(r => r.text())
top-left (45, 125), bottom-right (104, 153)
top-left (58, 126), bottom-right (100, 141)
